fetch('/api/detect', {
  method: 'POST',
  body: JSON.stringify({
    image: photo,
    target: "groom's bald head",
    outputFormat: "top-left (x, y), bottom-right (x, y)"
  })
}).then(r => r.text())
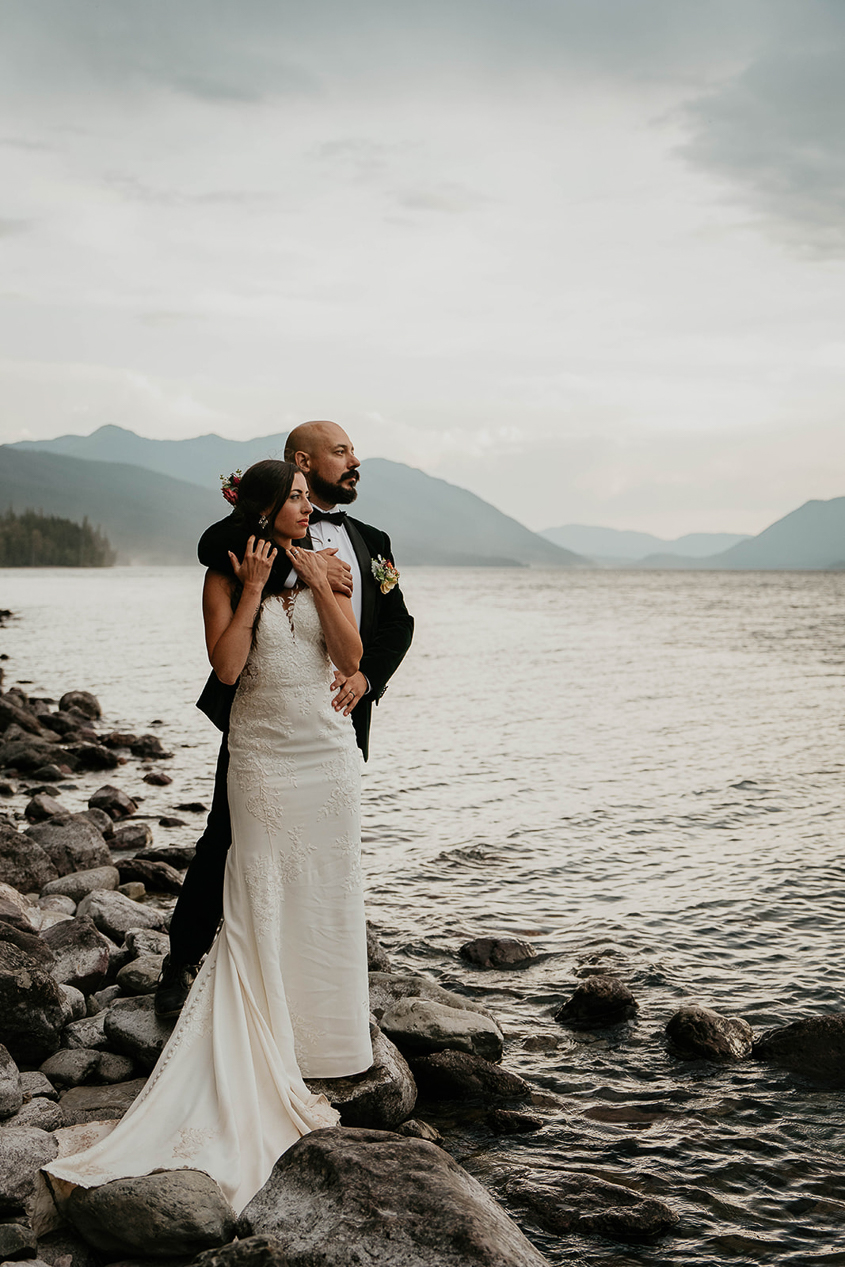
top-left (284, 420), bottom-right (360, 508)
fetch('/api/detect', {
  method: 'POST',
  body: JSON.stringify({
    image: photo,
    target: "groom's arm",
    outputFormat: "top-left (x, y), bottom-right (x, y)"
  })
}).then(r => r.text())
top-left (358, 531), bottom-right (414, 702)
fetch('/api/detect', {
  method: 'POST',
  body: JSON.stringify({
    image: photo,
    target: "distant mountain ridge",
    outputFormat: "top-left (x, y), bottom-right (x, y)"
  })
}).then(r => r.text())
top-left (0, 430), bottom-right (584, 567)
top-left (541, 523), bottom-right (750, 561)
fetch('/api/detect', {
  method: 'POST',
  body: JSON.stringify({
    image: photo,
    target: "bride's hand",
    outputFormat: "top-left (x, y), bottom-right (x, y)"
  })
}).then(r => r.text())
top-left (286, 545), bottom-right (329, 589)
top-left (228, 536), bottom-right (277, 589)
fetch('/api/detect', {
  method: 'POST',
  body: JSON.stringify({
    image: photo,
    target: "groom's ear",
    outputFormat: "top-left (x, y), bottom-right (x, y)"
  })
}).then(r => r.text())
top-left (292, 450), bottom-right (311, 473)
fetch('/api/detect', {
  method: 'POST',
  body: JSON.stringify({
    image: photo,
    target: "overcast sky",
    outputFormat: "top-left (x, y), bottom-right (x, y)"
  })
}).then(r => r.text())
top-left (1, 0), bottom-right (843, 535)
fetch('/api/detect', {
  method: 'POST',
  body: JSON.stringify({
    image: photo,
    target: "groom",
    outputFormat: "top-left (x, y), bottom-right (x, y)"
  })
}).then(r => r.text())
top-left (156, 421), bottom-right (414, 1017)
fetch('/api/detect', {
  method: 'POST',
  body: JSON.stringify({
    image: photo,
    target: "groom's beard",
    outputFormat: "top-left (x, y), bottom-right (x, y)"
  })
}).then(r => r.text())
top-left (309, 470), bottom-right (359, 506)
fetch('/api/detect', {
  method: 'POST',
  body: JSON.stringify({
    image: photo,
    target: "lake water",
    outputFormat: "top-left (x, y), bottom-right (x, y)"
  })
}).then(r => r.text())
top-left (2, 565), bottom-right (844, 1265)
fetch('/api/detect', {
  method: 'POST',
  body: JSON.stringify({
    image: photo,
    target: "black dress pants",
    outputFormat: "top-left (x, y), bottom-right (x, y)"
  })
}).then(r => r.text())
top-left (167, 737), bottom-right (232, 966)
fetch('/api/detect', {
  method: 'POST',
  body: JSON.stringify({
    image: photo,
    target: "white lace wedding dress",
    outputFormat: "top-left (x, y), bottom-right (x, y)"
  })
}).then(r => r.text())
top-left (43, 590), bottom-right (373, 1215)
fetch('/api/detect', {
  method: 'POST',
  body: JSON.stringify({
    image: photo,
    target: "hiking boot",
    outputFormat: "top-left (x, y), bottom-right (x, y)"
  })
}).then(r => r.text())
top-left (154, 955), bottom-right (198, 1018)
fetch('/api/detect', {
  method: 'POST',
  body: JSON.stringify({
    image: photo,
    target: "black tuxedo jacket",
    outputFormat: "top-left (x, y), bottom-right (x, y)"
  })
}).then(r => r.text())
top-left (195, 513), bottom-right (413, 761)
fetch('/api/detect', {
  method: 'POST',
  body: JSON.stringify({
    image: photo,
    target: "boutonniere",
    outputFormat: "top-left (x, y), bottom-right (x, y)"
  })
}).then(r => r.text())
top-left (371, 555), bottom-right (400, 594)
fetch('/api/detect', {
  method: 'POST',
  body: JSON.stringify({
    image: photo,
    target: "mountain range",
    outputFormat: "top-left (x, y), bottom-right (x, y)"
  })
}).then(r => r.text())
top-left (2, 426), bottom-right (843, 569)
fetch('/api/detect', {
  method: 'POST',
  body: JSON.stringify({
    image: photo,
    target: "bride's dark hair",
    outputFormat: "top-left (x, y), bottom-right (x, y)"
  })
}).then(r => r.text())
top-left (229, 459), bottom-right (309, 603)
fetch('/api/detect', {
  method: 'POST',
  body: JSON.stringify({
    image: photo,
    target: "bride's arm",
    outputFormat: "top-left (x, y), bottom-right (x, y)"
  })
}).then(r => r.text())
top-left (286, 548), bottom-right (362, 677)
top-left (203, 537), bottom-right (277, 685)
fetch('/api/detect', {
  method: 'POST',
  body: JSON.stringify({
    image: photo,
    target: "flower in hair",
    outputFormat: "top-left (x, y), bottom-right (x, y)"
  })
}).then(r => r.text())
top-left (220, 470), bottom-right (242, 506)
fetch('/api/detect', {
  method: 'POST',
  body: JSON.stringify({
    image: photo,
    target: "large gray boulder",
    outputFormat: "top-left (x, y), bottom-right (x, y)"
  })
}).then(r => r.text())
top-left (554, 976), bottom-right (638, 1028)
top-left (58, 1077), bottom-right (147, 1126)
top-left (103, 994), bottom-right (175, 1069)
top-left (666, 1006), bottom-right (753, 1062)
top-left (506, 1170), bottom-right (679, 1242)
top-left (76, 889), bottom-right (167, 941)
top-left (0, 941), bottom-right (67, 1063)
top-left (40, 1048), bottom-right (102, 1090)
top-left (306, 1026), bottom-right (416, 1129)
top-left (26, 816), bottom-right (111, 877)
top-left (0, 824), bottom-right (59, 891)
top-left (42, 916), bottom-right (112, 994)
top-left (369, 972), bottom-right (495, 1024)
top-left (42, 866), bottom-right (120, 903)
top-left (240, 1127), bottom-right (550, 1266)
top-left (0, 1042), bottom-right (22, 1119)
top-left (61, 1169), bottom-right (237, 1258)
top-left (380, 998), bottom-right (504, 1063)
top-left (753, 1013), bottom-right (845, 1085)
top-left (0, 1126), bottom-right (58, 1217)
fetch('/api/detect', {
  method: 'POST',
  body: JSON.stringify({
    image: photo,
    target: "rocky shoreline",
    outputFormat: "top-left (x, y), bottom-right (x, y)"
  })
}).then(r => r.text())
top-left (0, 659), bottom-right (843, 1266)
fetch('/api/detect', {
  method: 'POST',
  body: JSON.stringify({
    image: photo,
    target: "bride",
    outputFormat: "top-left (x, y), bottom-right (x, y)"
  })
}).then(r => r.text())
top-left (43, 460), bottom-right (373, 1214)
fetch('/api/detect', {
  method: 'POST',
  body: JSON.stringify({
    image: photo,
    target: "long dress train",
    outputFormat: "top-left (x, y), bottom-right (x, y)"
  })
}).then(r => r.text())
top-left (43, 590), bottom-right (373, 1214)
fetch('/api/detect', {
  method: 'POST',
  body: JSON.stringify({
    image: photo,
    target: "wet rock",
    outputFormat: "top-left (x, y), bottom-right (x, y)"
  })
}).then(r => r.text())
top-left (0, 780), bottom-right (15, 796)
top-left (102, 731), bottom-right (138, 749)
top-left (411, 1051), bottom-right (530, 1104)
top-left (666, 1006), bottom-right (754, 1062)
top-left (42, 866), bottom-right (120, 904)
top-left (368, 971), bottom-right (495, 1024)
top-left (0, 1126), bottom-right (58, 1217)
top-left (175, 801), bottom-right (207, 813)
top-left (116, 857), bottom-right (183, 895)
top-left (134, 845), bottom-right (196, 869)
top-left (20, 1070), bottom-right (57, 1100)
top-left (0, 941), bottom-right (66, 1063)
top-left (506, 1170), bottom-right (679, 1242)
top-left (554, 976), bottom-right (638, 1028)
top-left (103, 995), bottom-right (175, 1069)
top-left (753, 1013), bottom-right (845, 1085)
top-left (40, 1049), bottom-right (102, 1090)
top-left (26, 816), bottom-right (111, 877)
top-left (58, 1076), bottom-right (147, 1126)
top-left (366, 923), bottom-right (391, 972)
top-left (0, 736), bottom-right (58, 773)
top-left (63, 744), bottom-right (120, 772)
top-left (62, 1013), bottom-right (109, 1051)
top-left (487, 1107), bottom-right (545, 1134)
top-left (0, 1043), bottom-right (22, 1119)
top-left (6, 1096), bottom-right (64, 1131)
top-left (0, 1220), bottom-right (38, 1260)
top-left (124, 928), bottom-right (169, 959)
top-left (240, 1126), bottom-right (550, 1267)
top-left (59, 692), bottom-right (101, 721)
top-left (306, 1025), bottom-right (416, 1130)
top-left (39, 894), bottom-right (77, 915)
top-left (142, 771), bottom-right (173, 786)
top-left (75, 890), bottom-right (166, 941)
top-left (80, 808), bottom-right (114, 839)
top-left (192, 1234), bottom-right (291, 1267)
top-left (0, 694), bottom-right (44, 737)
top-left (25, 792), bottom-right (64, 823)
top-left (381, 998), bottom-right (504, 1063)
top-left (0, 824), bottom-right (60, 891)
top-left (158, 816), bottom-right (185, 828)
top-left (111, 821), bottom-right (154, 851)
top-left (460, 937), bottom-right (538, 970)
top-left (39, 711), bottom-right (82, 738)
top-left (61, 1169), bottom-right (237, 1258)
top-left (396, 1118), bottom-right (443, 1144)
top-left (87, 785), bottom-right (137, 821)
top-left (42, 916), bottom-right (112, 994)
top-left (32, 763), bottom-right (67, 783)
top-left (521, 1035), bottom-right (562, 1053)
top-left (116, 953), bottom-right (163, 995)
top-left (130, 734), bottom-right (173, 759)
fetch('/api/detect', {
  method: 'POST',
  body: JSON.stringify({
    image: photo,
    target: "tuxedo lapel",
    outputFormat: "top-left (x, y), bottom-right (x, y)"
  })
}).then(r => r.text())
top-left (345, 519), bottom-right (377, 642)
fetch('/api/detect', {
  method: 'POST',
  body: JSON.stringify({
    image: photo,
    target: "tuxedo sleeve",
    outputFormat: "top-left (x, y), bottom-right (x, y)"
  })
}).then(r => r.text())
top-left (359, 531), bottom-right (414, 702)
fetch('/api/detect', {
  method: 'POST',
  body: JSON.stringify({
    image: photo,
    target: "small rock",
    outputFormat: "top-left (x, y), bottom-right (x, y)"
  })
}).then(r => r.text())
top-left (42, 916), bottom-right (112, 994)
top-left (103, 995), bottom-right (176, 1069)
top-left (521, 1035), bottom-right (561, 1052)
top-left (75, 890), bottom-right (167, 941)
top-left (117, 857), bottom-right (183, 894)
top-left (40, 1049), bottom-right (102, 1090)
top-left (116, 953), bottom-right (164, 995)
top-left (58, 1077), bottom-right (147, 1126)
top-left (666, 1006), bottom-right (754, 1062)
top-left (460, 937), bottom-right (538, 969)
top-left (26, 815), bottom-right (111, 877)
top-left (0, 1126), bottom-right (58, 1217)
top-left (118, 881), bottom-right (146, 901)
top-left (306, 1025), bottom-right (417, 1130)
top-left (368, 971), bottom-right (495, 1024)
top-left (61, 1013), bottom-right (109, 1052)
top-left (59, 982), bottom-right (87, 1020)
top-left (0, 899), bottom-right (37, 935)
top-left (39, 894), bottom-right (77, 915)
top-left (0, 823), bottom-right (60, 891)
top-left (124, 928), bottom-right (169, 958)
top-left (25, 792), bottom-right (64, 823)
top-left (0, 921), bottom-right (54, 968)
top-left (134, 845), bottom-right (195, 869)
top-left (143, 771), bottom-right (173, 786)
top-left (0, 1220), bottom-right (38, 1260)
top-left (87, 785), bottom-right (137, 821)
top-left (81, 807), bottom-right (114, 838)
top-left (753, 1013), bottom-right (845, 1085)
top-left (487, 1108), bottom-right (545, 1134)
top-left (5, 1095), bottom-right (64, 1131)
top-left (63, 744), bottom-right (119, 772)
top-left (175, 801), bottom-right (207, 813)
top-left (555, 976), bottom-right (639, 1028)
top-left (506, 1170), bottom-right (679, 1242)
top-left (192, 1234), bottom-right (291, 1267)
top-left (0, 1042), bottom-right (23, 1119)
top-left (0, 736), bottom-right (57, 772)
top-left (61, 1169), bottom-right (237, 1258)
top-left (102, 731), bottom-right (138, 749)
top-left (111, 821), bottom-right (154, 851)
top-left (42, 866), bottom-right (120, 903)
top-left (158, 816), bottom-right (185, 828)
top-left (38, 711), bottom-right (82, 738)
top-left (410, 1050), bottom-right (531, 1103)
top-left (130, 734), bottom-right (173, 759)
top-left (32, 763), bottom-right (66, 783)
top-left (0, 780), bottom-right (15, 796)
top-left (20, 1070), bottom-right (58, 1100)
top-left (396, 1118), bottom-right (443, 1144)
top-left (366, 923), bottom-right (391, 972)
top-left (86, 984), bottom-right (123, 1015)
top-left (240, 1127), bottom-right (550, 1266)
top-left (381, 998), bottom-right (504, 1062)
top-left (58, 692), bottom-right (101, 721)
top-left (0, 941), bottom-right (67, 1062)
top-left (93, 1051), bottom-right (137, 1084)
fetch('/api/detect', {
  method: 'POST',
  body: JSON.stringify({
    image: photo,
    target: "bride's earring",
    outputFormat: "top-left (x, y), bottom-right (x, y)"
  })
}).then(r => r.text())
top-left (258, 515), bottom-right (269, 530)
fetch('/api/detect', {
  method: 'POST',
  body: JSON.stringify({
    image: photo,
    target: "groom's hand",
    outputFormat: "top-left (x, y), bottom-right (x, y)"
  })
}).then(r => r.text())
top-left (317, 549), bottom-right (353, 597)
top-left (331, 670), bottom-right (368, 714)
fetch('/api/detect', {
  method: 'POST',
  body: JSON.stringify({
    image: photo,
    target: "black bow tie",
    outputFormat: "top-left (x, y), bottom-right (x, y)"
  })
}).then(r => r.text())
top-left (310, 508), bottom-right (347, 526)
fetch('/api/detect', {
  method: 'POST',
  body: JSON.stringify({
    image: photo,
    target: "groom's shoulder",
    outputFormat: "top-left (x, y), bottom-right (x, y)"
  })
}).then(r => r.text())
top-left (346, 514), bottom-right (390, 548)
